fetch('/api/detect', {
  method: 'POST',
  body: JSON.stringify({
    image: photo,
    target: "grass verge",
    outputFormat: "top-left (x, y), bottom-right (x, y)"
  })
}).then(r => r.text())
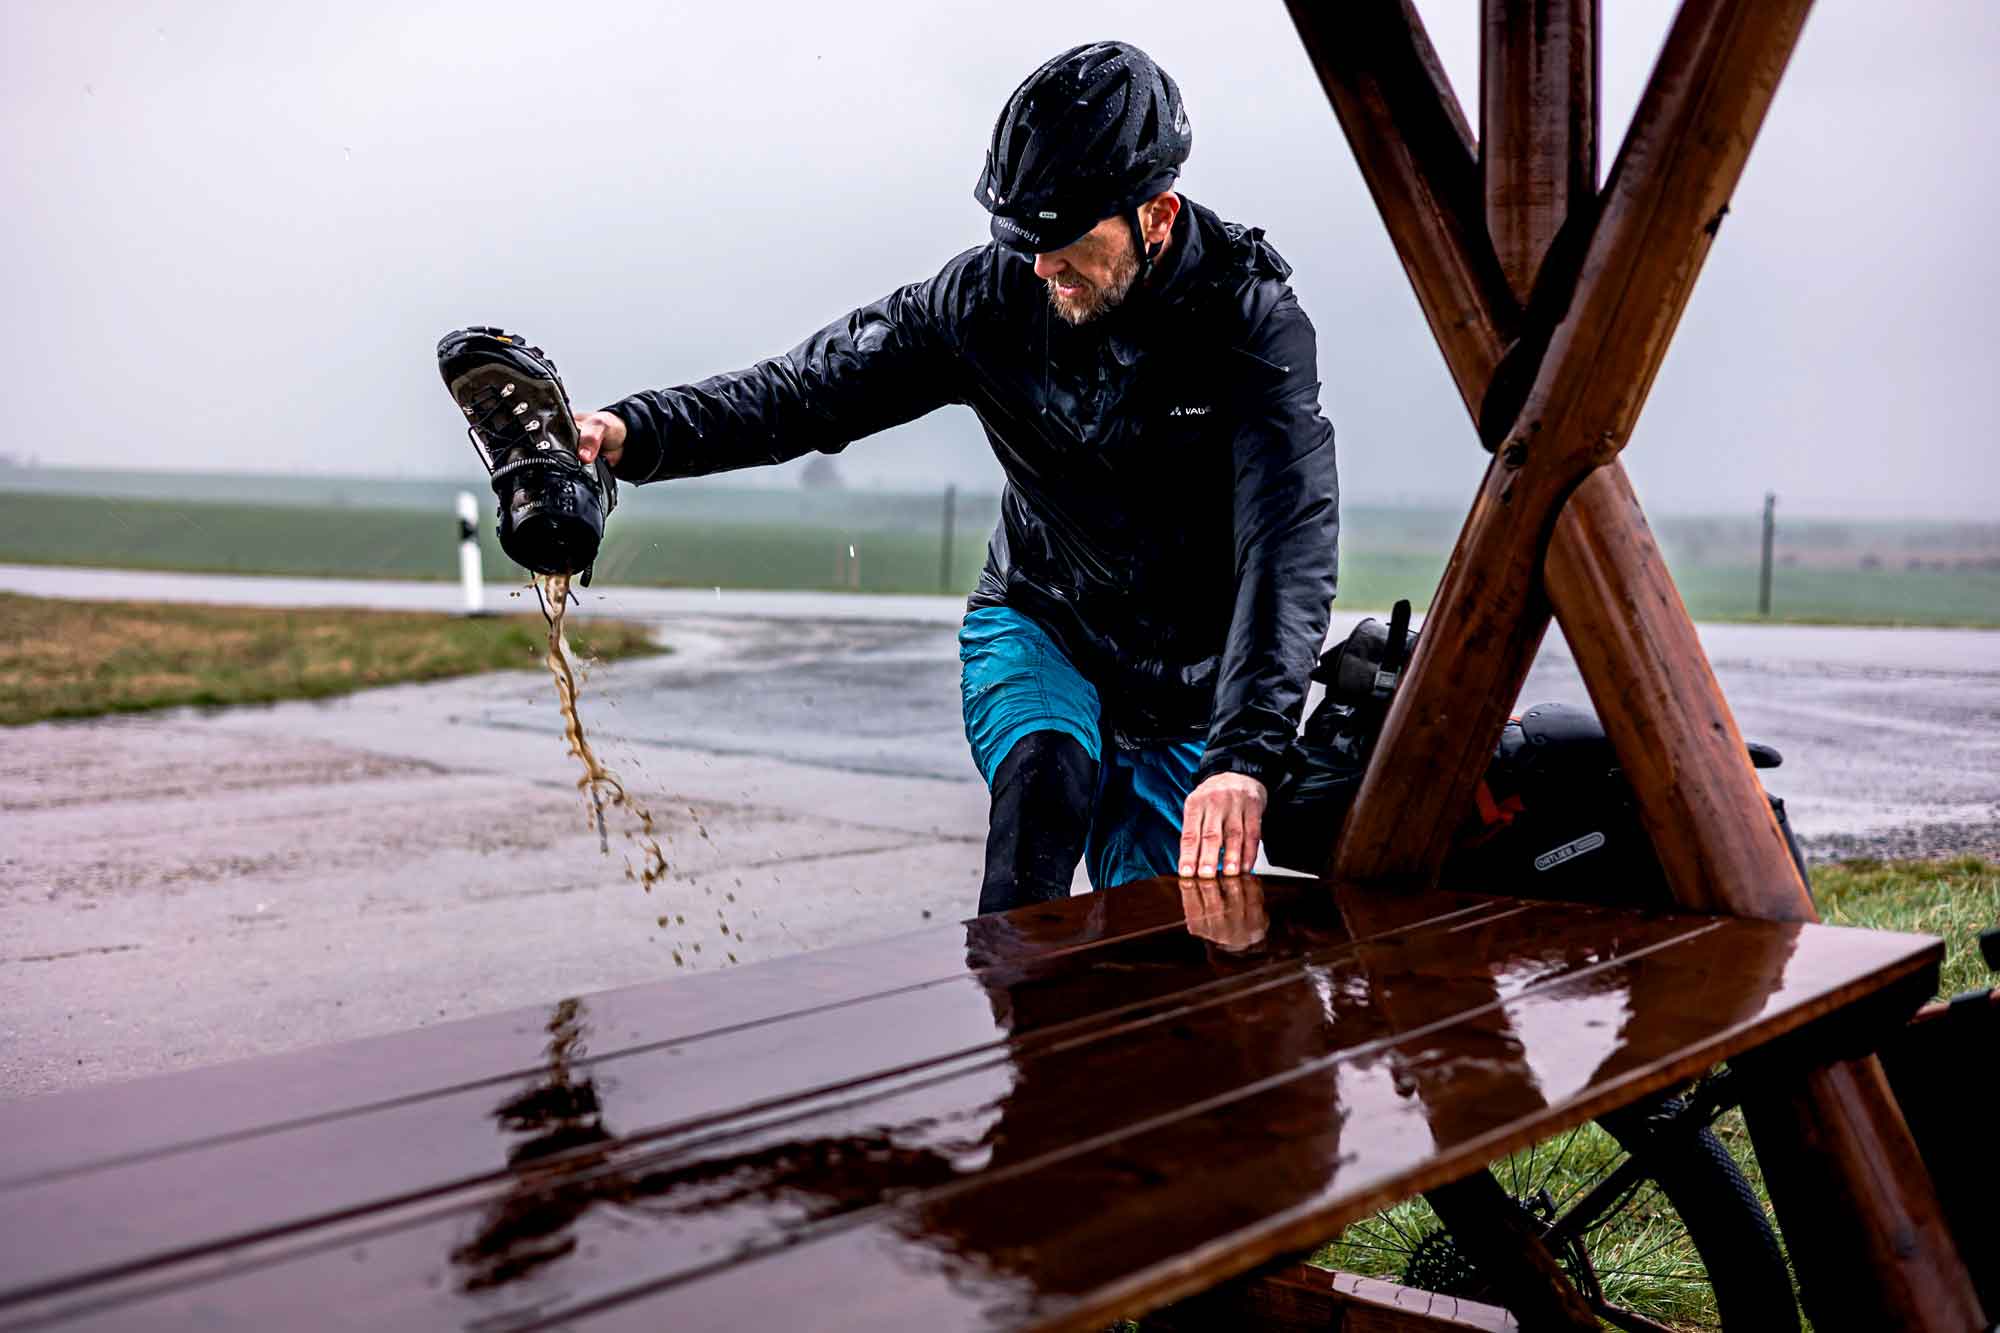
top-left (1312, 856), bottom-right (1996, 1329)
top-left (1813, 855), bottom-right (1998, 998)
top-left (0, 592), bottom-right (662, 725)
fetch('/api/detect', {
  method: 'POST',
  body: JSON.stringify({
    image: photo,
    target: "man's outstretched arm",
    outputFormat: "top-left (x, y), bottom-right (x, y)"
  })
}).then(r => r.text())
top-left (578, 253), bottom-right (982, 480)
top-left (1180, 292), bottom-right (1339, 878)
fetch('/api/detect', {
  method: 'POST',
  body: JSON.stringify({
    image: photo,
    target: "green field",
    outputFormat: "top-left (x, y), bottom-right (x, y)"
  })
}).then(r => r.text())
top-left (1, 489), bottom-right (1994, 626)
top-left (1667, 562), bottom-right (2000, 626)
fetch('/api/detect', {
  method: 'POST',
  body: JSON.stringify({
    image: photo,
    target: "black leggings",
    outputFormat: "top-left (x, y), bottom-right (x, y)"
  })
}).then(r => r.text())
top-left (979, 731), bottom-right (1098, 916)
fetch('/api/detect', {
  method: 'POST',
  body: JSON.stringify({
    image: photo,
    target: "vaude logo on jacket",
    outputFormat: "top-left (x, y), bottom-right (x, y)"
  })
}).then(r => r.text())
top-left (1168, 404), bottom-right (1212, 417)
top-left (1534, 831), bottom-right (1607, 872)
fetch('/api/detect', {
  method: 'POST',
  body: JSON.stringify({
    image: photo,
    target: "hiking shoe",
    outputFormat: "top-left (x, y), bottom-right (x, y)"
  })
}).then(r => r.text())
top-left (438, 326), bottom-right (617, 581)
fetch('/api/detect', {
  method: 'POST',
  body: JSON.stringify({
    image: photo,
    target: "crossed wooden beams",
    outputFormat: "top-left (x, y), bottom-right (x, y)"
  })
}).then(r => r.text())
top-left (1285, 1), bottom-right (1986, 1326)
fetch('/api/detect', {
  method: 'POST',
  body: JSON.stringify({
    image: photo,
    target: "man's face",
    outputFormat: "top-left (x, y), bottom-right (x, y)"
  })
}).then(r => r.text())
top-left (1033, 215), bottom-right (1140, 326)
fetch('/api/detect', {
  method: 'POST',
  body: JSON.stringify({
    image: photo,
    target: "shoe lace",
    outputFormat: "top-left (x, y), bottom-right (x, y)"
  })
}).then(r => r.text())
top-left (464, 376), bottom-right (597, 496)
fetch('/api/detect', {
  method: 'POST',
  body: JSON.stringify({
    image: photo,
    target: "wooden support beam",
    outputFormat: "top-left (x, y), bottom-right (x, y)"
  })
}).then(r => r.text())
top-left (1879, 989), bottom-right (2000, 1316)
top-left (1544, 469), bottom-right (1811, 917)
top-left (1320, 0), bottom-right (1822, 885)
top-left (1482, 8), bottom-right (1976, 1317)
top-left (1480, 0), bottom-right (1598, 298)
top-left (1746, 1054), bottom-right (1987, 1329)
top-left (1288, 1), bottom-right (1987, 1325)
top-left (1293, 0), bottom-right (1812, 918)
top-left (1287, 0), bottom-right (1518, 418)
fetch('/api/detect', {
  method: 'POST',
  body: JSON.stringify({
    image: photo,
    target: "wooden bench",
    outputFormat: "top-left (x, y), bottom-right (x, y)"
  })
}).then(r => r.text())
top-left (0, 873), bottom-right (1940, 1330)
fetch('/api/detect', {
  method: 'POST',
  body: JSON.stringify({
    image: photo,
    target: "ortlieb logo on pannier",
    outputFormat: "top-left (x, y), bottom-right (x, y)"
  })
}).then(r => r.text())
top-left (1534, 831), bottom-right (1607, 872)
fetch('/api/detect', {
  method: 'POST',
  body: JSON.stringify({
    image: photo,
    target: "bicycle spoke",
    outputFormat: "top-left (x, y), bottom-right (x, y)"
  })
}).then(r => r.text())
top-left (1550, 1154), bottom-right (1650, 1243)
top-left (1336, 1213), bottom-right (1431, 1264)
top-left (1594, 1179), bottom-right (1667, 1234)
top-left (1373, 1207), bottom-right (1425, 1250)
top-left (1530, 1125), bottom-right (1585, 1199)
top-left (1338, 1217), bottom-right (1413, 1249)
top-left (1550, 1140), bottom-right (1628, 1217)
top-left (1340, 1219), bottom-right (1397, 1247)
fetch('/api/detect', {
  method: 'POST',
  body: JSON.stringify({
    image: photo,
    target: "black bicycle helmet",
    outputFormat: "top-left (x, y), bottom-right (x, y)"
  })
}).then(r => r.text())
top-left (975, 41), bottom-right (1191, 270)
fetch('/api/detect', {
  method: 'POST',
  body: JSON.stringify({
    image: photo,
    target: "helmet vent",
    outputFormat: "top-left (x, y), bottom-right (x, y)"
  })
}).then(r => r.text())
top-left (974, 41), bottom-right (1191, 254)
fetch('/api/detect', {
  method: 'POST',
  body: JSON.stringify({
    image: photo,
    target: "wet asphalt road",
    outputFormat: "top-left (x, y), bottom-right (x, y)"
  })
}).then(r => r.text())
top-left (10, 563), bottom-right (1998, 851)
top-left (2, 567), bottom-right (1994, 1099)
top-left (472, 608), bottom-right (2000, 862)
top-left (531, 616), bottom-right (981, 784)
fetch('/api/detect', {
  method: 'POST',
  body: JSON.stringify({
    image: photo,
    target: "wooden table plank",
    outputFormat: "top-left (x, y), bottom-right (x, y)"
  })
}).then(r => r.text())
top-left (6, 871), bottom-right (1389, 1190)
top-left (0, 876), bottom-right (1939, 1332)
top-left (0, 881), bottom-right (1515, 1300)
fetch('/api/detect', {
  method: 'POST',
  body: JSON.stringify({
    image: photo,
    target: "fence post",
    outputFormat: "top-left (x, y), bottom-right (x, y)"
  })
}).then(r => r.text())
top-left (455, 491), bottom-right (486, 616)
top-left (1758, 491), bottom-right (1776, 617)
top-left (940, 485), bottom-right (957, 591)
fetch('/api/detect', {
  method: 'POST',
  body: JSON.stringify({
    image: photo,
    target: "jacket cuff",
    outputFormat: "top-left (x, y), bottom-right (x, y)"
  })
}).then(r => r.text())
top-left (1193, 745), bottom-right (1286, 790)
top-left (603, 400), bottom-right (662, 484)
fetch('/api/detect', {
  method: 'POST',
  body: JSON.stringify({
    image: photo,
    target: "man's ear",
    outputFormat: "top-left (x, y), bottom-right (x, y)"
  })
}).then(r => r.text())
top-left (1143, 190), bottom-right (1181, 247)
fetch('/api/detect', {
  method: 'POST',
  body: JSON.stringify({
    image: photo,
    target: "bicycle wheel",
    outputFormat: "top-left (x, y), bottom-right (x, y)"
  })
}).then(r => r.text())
top-left (1322, 1093), bottom-right (1798, 1331)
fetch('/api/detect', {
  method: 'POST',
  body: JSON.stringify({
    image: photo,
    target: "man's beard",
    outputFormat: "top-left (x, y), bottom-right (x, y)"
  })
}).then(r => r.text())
top-left (1045, 245), bottom-right (1140, 326)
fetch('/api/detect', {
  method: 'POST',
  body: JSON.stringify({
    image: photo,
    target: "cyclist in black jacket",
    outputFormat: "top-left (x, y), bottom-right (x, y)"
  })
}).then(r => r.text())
top-left (576, 42), bottom-right (1339, 913)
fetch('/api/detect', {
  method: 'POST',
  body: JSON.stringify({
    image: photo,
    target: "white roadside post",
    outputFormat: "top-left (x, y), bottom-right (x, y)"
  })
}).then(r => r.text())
top-left (455, 490), bottom-right (486, 615)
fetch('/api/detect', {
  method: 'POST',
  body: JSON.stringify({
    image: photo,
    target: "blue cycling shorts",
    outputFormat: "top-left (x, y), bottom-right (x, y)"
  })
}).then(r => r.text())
top-left (959, 605), bottom-right (1204, 890)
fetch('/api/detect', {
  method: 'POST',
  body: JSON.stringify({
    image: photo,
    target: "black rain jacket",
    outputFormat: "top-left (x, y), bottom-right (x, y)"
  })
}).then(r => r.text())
top-left (607, 198), bottom-right (1339, 787)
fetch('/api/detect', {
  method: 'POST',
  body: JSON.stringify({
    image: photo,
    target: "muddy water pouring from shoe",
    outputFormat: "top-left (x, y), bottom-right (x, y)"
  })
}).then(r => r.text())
top-left (537, 573), bottom-right (667, 890)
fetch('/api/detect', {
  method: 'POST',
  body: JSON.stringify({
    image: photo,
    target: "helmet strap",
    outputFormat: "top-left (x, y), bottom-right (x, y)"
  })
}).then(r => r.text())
top-left (1129, 208), bottom-right (1157, 285)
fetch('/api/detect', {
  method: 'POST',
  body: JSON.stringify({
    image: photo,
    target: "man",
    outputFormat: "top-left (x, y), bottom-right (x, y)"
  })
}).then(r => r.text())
top-left (575, 42), bottom-right (1338, 913)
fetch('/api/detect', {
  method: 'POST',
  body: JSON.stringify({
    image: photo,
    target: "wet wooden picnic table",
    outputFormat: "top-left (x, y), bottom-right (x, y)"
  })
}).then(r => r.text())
top-left (0, 874), bottom-right (1940, 1331)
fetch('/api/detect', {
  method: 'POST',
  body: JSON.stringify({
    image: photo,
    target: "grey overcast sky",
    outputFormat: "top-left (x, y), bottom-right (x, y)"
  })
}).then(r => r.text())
top-left (3, 1), bottom-right (1995, 517)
